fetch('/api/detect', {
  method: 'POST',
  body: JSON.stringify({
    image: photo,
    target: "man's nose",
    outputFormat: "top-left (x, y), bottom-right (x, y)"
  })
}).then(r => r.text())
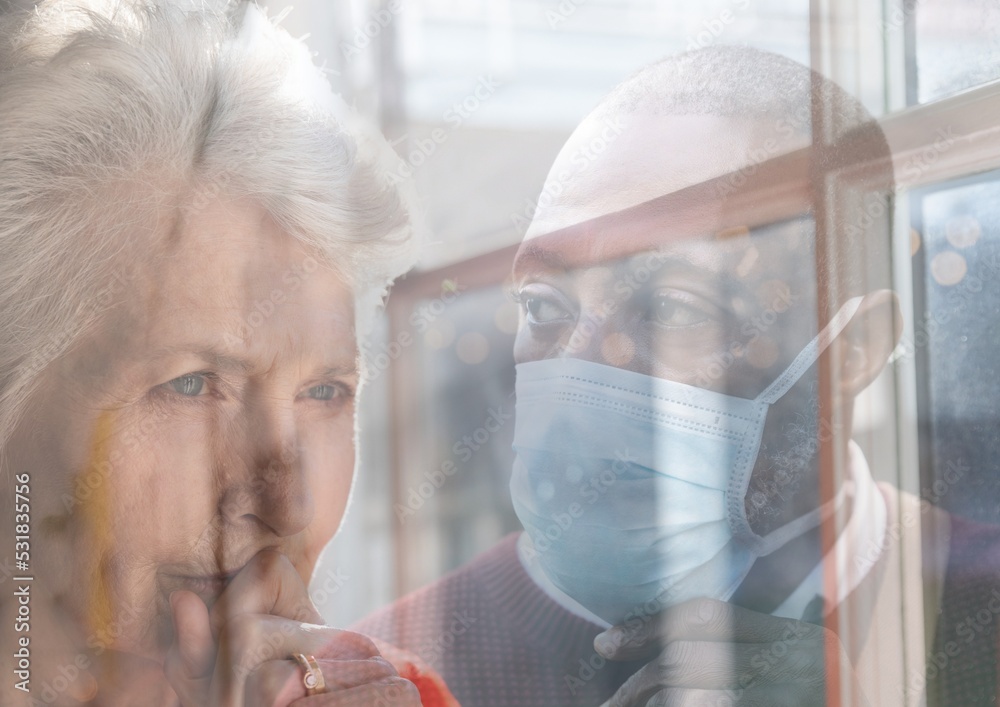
top-left (219, 393), bottom-right (314, 538)
top-left (563, 307), bottom-right (646, 374)
top-left (562, 310), bottom-right (608, 363)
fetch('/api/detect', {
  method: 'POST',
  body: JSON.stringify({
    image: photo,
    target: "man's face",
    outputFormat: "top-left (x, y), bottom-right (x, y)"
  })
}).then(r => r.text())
top-left (512, 222), bottom-right (818, 397)
top-left (513, 113), bottom-right (828, 533)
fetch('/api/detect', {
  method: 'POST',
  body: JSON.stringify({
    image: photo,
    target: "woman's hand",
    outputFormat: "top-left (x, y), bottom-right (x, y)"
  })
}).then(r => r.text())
top-left (165, 549), bottom-right (420, 707)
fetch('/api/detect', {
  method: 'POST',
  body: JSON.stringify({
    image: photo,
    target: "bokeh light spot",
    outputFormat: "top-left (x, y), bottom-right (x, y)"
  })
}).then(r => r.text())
top-left (945, 214), bottom-right (981, 249)
top-left (746, 335), bottom-right (780, 370)
top-left (456, 331), bottom-right (490, 364)
top-left (424, 319), bottom-right (456, 350)
top-left (930, 250), bottom-right (968, 286)
top-left (494, 301), bottom-right (520, 335)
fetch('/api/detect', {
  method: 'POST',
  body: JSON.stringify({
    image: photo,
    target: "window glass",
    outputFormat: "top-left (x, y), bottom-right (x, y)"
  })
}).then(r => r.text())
top-left (909, 0), bottom-right (1000, 103)
top-left (910, 172), bottom-right (1000, 521)
top-left (393, 282), bottom-right (521, 591)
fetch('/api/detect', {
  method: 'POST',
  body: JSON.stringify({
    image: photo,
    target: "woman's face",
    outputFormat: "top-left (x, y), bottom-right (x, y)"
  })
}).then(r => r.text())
top-left (8, 198), bottom-right (359, 661)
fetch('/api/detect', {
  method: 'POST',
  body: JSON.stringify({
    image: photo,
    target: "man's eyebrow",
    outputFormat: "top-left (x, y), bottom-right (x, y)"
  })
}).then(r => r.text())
top-left (513, 239), bottom-right (751, 301)
top-left (639, 252), bottom-right (750, 299)
top-left (511, 242), bottom-right (571, 275)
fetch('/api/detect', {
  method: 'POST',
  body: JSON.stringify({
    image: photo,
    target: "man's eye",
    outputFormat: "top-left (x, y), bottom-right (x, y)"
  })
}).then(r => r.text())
top-left (651, 294), bottom-right (710, 327)
top-left (305, 384), bottom-right (339, 401)
top-left (525, 296), bottom-right (570, 323)
top-left (165, 374), bottom-right (208, 397)
top-left (517, 285), bottom-right (573, 325)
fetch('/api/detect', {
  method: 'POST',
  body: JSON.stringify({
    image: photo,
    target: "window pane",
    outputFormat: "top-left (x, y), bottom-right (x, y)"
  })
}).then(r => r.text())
top-left (910, 0), bottom-right (1000, 103)
top-left (402, 0), bottom-right (812, 131)
top-left (911, 172), bottom-right (1000, 522)
top-left (394, 282), bottom-right (521, 592)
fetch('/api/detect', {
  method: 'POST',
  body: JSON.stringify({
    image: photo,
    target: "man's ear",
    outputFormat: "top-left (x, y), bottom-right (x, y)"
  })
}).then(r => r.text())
top-left (832, 289), bottom-right (902, 400)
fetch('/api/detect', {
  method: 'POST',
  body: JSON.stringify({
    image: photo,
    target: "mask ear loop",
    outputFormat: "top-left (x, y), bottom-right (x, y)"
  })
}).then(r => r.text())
top-left (755, 296), bottom-right (865, 406)
top-left (728, 296), bottom-right (865, 551)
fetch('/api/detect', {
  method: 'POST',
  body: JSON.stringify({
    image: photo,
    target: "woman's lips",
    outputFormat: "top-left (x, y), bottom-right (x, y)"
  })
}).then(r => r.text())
top-left (164, 570), bottom-right (240, 604)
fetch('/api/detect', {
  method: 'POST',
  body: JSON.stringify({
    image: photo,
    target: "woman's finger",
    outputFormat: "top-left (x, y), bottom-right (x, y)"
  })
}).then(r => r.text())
top-left (164, 589), bottom-right (215, 706)
top-left (208, 615), bottom-right (381, 707)
top-left (210, 549), bottom-right (323, 640)
top-left (243, 659), bottom-right (304, 707)
top-left (290, 676), bottom-right (422, 707)
top-left (245, 657), bottom-right (399, 707)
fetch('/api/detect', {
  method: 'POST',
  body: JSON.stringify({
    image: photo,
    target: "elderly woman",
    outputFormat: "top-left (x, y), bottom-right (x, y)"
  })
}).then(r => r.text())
top-left (0, 1), bottom-right (452, 705)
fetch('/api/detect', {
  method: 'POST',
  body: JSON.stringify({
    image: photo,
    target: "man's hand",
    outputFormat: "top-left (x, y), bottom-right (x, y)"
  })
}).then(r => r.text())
top-left (165, 549), bottom-right (420, 707)
top-left (595, 597), bottom-right (868, 707)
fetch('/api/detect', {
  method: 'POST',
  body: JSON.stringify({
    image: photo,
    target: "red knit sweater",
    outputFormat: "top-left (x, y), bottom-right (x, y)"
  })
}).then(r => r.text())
top-left (352, 533), bottom-right (645, 706)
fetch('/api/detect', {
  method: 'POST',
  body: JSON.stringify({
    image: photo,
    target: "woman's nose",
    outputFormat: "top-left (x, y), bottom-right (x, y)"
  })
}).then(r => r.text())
top-left (219, 394), bottom-right (314, 538)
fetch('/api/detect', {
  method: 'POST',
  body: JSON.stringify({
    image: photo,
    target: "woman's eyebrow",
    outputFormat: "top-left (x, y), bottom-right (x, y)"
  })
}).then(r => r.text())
top-left (145, 345), bottom-right (256, 374)
top-left (147, 346), bottom-right (357, 378)
top-left (319, 364), bottom-right (358, 378)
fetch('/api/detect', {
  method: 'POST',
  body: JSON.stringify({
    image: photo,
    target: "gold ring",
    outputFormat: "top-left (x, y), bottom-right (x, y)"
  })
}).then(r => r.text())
top-left (291, 653), bottom-right (326, 696)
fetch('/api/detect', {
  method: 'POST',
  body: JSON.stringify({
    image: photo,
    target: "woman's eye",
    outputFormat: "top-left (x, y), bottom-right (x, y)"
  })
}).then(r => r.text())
top-left (165, 374), bottom-right (208, 397)
top-left (305, 384), bottom-right (339, 401)
top-left (651, 293), bottom-right (710, 327)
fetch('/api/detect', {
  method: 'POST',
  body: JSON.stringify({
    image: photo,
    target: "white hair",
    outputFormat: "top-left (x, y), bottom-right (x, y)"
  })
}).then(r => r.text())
top-left (0, 0), bottom-right (417, 449)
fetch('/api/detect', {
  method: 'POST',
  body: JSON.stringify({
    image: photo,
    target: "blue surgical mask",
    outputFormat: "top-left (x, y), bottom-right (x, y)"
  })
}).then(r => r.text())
top-left (510, 297), bottom-right (863, 625)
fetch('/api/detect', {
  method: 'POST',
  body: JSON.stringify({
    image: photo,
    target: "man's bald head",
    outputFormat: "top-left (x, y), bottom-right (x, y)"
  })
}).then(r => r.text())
top-left (524, 45), bottom-right (894, 303)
